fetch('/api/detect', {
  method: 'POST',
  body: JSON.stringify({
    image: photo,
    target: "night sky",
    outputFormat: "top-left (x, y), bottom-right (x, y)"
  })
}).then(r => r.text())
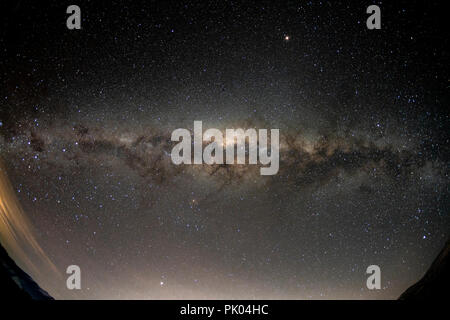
top-left (0, 1), bottom-right (448, 299)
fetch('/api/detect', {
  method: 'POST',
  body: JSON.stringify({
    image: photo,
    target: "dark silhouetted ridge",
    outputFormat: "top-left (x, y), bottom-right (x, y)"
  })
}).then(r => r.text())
top-left (0, 242), bottom-right (53, 300)
top-left (399, 239), bottom-right (450, 300)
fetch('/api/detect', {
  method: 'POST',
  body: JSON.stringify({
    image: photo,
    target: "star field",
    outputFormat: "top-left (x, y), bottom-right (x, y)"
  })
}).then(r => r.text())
top-left (0, 1), bottom-right (448, 299)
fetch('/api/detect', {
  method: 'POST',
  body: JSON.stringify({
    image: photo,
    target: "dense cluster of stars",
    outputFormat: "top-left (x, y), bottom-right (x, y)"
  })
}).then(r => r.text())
top-left (0, 1), bottom-right (448, 299)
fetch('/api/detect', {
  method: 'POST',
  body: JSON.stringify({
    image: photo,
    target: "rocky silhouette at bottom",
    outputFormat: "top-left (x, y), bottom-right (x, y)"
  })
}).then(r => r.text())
top-left (0, 243), bottom-right (53, 300)
top-left (399, 239), bottom-right (449, 300)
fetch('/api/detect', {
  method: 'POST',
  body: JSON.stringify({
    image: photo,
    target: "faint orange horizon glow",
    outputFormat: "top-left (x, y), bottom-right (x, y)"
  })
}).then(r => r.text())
top-left (0, 159), bottom-right (61, 296)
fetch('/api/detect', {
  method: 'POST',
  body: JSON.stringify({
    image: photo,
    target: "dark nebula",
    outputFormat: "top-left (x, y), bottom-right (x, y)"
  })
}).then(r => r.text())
top-left (0, 1), bottom-right (448, 299)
